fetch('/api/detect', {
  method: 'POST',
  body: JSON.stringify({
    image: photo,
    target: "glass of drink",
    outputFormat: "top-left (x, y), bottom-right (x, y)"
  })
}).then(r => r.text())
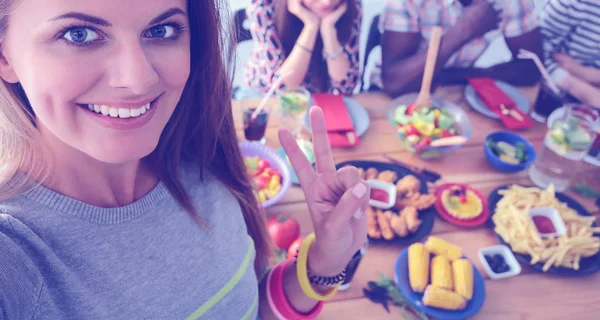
top-left (338, 239), bottom-right (368, 291)
top-left (278, 87), bottom-right (311, 137)
top-left (529, 104), bottom-right (599, 192)
top-left (242, 106), bottom-right (269, 144)
top-left (531, 83), bottom-right (565, 123)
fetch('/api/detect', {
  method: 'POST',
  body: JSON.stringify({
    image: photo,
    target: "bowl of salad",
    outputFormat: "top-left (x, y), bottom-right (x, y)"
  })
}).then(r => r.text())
top-left (387, 93), bottom-right (473, 158)
top-left (484, 131), bottom-right (536, 173)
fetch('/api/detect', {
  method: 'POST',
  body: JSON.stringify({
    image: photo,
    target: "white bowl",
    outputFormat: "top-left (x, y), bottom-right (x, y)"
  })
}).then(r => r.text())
top-left (367, 179), bottom-right (396, 210)
top-left (478, 245), bottom-right (522, 280)
top-left (529, 207), bottom-right (567, 238)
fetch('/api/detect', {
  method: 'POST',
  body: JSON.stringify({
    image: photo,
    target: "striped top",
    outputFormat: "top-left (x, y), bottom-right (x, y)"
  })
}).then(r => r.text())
top-left (539, 0), bottom-right (600, 76)
top-left (0, 165), bottom-right (260, 319)
top-left (370, 0), bottom-right (537, 89)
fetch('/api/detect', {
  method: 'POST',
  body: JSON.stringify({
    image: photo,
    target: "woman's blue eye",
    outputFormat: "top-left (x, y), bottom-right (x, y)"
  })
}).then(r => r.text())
top-left (146, 25), bottom-right (176, 38)
top-left (63, 27), bottom-right (99, 43)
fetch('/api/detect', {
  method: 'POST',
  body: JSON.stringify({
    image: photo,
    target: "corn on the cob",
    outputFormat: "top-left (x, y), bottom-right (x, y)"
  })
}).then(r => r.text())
top-left (431, 256), bottom-right (453, 290)
top-left (422, 285), bottom-right (467, 310)
top-left (452, 259), bottom-right (474, 300)
top-left (408, 243), bottom-right (430, 293)
top-left (425, 236), bottom-right (463, 261)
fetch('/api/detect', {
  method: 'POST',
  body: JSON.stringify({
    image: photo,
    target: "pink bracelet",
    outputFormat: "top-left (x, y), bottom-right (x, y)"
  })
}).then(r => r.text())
top-left (266, 268), bottom-right (287, 320)
top-left (269, 258), bottom-right (324, 320)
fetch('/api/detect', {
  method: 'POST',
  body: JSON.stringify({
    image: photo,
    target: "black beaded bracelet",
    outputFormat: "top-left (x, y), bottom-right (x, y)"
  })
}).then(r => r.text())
top-left (293, 253), bottom-right (347, 287)
top-left (307, 268), bottom-right (346, 287)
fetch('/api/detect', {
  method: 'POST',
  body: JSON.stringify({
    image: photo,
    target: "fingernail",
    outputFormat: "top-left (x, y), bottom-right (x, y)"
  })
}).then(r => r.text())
top-left (353, 209), bottom-right (363, 219)
top-left (352, 183), bottom-right (367, 198)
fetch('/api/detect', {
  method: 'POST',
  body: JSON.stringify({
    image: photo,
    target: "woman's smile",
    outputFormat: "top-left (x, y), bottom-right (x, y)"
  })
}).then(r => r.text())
top-left (77, 94), bottom-right (162, 130)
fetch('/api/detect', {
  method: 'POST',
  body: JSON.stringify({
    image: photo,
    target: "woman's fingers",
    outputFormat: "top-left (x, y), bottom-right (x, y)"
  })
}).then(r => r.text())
top-left (322, 180), bottom-right (369, 232)
top-left (309, 107), bottom-right (337, 175)
top-left (278, 128), bottom-right (317, 188)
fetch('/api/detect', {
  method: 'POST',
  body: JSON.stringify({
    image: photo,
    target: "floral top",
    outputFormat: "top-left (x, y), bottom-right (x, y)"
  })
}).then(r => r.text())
top-left (243, 0), bottom-right (362, 95)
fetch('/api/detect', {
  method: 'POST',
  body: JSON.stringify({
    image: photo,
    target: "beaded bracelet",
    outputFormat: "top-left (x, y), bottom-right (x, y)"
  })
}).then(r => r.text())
top-left (292, 253), bottom-right (347, 288)
top-left (296, 233), bottom-right (339, 301)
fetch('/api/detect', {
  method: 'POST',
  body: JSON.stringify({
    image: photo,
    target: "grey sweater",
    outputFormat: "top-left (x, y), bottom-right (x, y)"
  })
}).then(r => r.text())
top-left (0, 166), bottom-right (259, 320)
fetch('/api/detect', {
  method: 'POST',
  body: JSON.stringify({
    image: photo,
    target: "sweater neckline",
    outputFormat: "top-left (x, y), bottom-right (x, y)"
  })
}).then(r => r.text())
top-left (24, 181), bottom-right (171, 224)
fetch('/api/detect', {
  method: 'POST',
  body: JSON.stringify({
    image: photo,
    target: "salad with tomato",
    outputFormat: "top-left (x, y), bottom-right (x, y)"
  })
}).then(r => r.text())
top-left (393, 104), bottom-right (457, 151)
top-left (245, 156), bottom-right (283, 203)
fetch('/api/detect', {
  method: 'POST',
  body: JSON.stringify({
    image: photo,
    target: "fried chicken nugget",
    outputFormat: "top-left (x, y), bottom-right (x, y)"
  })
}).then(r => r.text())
top-left (395, 192), bottom-right (421, 211)
top-left (389, 214), bottom-right (409, 237)
top-left (377, 170), bottom-right (398, 184)
top-left (357, 168), bottom-right (365, 180)
top-left (366, 207), bottom-right (381, 239)
top-left (396, 175), bottom-right (421, 197)
top-left (365, 168), bottom-right (379, 180)
top-left (413, 194), bottom-right (436, 210)
top-left (400, 206), bottom-right (421, 233)
top-left (376, 210), bottom-right (395, 240)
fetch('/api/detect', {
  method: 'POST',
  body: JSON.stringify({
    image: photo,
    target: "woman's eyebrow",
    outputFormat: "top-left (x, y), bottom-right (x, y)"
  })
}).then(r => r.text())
top-left (49, 12), bottom-right (111, 26)
top-left (148, 7), bottom-right (186, 25)
top-left (48, 7), bottom-right (186, 27)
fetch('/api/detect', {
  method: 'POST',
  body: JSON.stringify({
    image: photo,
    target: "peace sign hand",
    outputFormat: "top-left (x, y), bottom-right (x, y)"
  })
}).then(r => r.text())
top-left (279, 106), bottom-right (369, 277)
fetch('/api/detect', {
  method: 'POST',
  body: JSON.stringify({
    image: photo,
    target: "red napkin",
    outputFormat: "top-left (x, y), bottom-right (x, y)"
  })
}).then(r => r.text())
top-left (468, 78), bottom-right (533, 130)
top-left (312, 93), bottom-right (360, 147)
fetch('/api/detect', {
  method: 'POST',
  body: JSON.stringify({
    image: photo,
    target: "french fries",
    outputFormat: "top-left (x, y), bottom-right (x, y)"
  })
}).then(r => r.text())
top-left (492, 185), bottom-right (600, 272)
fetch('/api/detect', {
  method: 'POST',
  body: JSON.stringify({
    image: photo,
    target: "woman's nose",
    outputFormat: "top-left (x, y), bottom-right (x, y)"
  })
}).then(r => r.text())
top-left (108, 42), bottom-right (159, 94)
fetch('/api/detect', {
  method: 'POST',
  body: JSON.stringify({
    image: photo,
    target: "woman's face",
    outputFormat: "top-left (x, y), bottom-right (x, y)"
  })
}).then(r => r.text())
top-left (0, 0), bottom-right (190, 164)
top-left (302, 0), bottom-right (344, 18)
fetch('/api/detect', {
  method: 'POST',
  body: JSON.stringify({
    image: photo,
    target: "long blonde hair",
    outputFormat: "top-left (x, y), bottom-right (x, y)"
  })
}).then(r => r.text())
top-left (0, 0), bottom-right (270, 274)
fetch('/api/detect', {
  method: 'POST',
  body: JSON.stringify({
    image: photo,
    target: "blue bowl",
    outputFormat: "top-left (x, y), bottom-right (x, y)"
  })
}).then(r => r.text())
top-left (484, 131), bottom-right (536, 173)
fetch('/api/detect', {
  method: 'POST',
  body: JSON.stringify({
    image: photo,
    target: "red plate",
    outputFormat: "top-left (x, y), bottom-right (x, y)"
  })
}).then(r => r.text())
top-left (434, 183), bottom-right (490, 227)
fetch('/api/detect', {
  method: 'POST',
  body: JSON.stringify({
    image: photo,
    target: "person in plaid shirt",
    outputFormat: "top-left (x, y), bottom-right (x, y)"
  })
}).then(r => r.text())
top-left (373, 0), bottom-right (543, 98)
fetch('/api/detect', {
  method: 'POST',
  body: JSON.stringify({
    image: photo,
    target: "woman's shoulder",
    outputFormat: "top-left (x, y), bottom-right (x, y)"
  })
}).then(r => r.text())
top-left (0, 212), bottom-right (43, 318)
top-left (177, 162), bottom-right (243, 213)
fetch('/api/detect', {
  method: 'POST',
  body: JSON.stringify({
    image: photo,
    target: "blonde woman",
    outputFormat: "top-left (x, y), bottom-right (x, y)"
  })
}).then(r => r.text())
top-left (0, 0), bottom-right (368, 318)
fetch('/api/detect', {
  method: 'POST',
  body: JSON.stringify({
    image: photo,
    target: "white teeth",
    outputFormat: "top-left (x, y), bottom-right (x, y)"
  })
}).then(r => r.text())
top-left (118, 108), bottom-right (131, 118)
top-left (87, 102), bottom-right (151, 118)
top-left (109, 107), bottom-right (119, 117)
top-left (130, 108), bottom-right (140, 117)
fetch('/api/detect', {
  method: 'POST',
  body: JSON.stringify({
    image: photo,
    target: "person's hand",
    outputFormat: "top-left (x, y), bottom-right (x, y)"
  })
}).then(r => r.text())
top-left (321, 2), bottom-right (348, 33)
top-left (279, 106), bottom-right (368, 277)
top-left (455, 0), bottom-right (501, 41)
top-left (288, 0), bottom-right (320, 28)
top-left (554, 53), bottom-right (585, 75)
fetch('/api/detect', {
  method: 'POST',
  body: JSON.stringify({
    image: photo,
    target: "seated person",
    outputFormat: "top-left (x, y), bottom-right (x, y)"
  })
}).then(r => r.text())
top-left (373, 0), bottom-right (543, 98)
top-left (540, 0), bottom-right (600, 108)
top-left (239, 0), bottom-right (362, 98)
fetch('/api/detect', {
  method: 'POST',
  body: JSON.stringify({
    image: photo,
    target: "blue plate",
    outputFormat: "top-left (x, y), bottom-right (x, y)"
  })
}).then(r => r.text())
top-left (336, 160), bottom-right (435, 244)
top-left (487, 185), bottom-right (600, 275)
top-left (304, 97), bottom-right (370, 137)
top-left (465, 81), bottom-right (530, 119)
top-left (394, 247), bottom-right (487, 320)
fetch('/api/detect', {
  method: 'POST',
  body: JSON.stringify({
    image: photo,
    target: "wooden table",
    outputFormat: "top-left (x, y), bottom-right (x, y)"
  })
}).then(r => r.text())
top-left (233, 85), bottom-right (600, 319)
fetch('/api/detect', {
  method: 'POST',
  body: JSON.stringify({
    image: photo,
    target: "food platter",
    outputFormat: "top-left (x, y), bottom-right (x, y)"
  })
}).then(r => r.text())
top-left (336, 160), bottom-right (436, 244)
top-left (488, 184), bottom-right (600, 275)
